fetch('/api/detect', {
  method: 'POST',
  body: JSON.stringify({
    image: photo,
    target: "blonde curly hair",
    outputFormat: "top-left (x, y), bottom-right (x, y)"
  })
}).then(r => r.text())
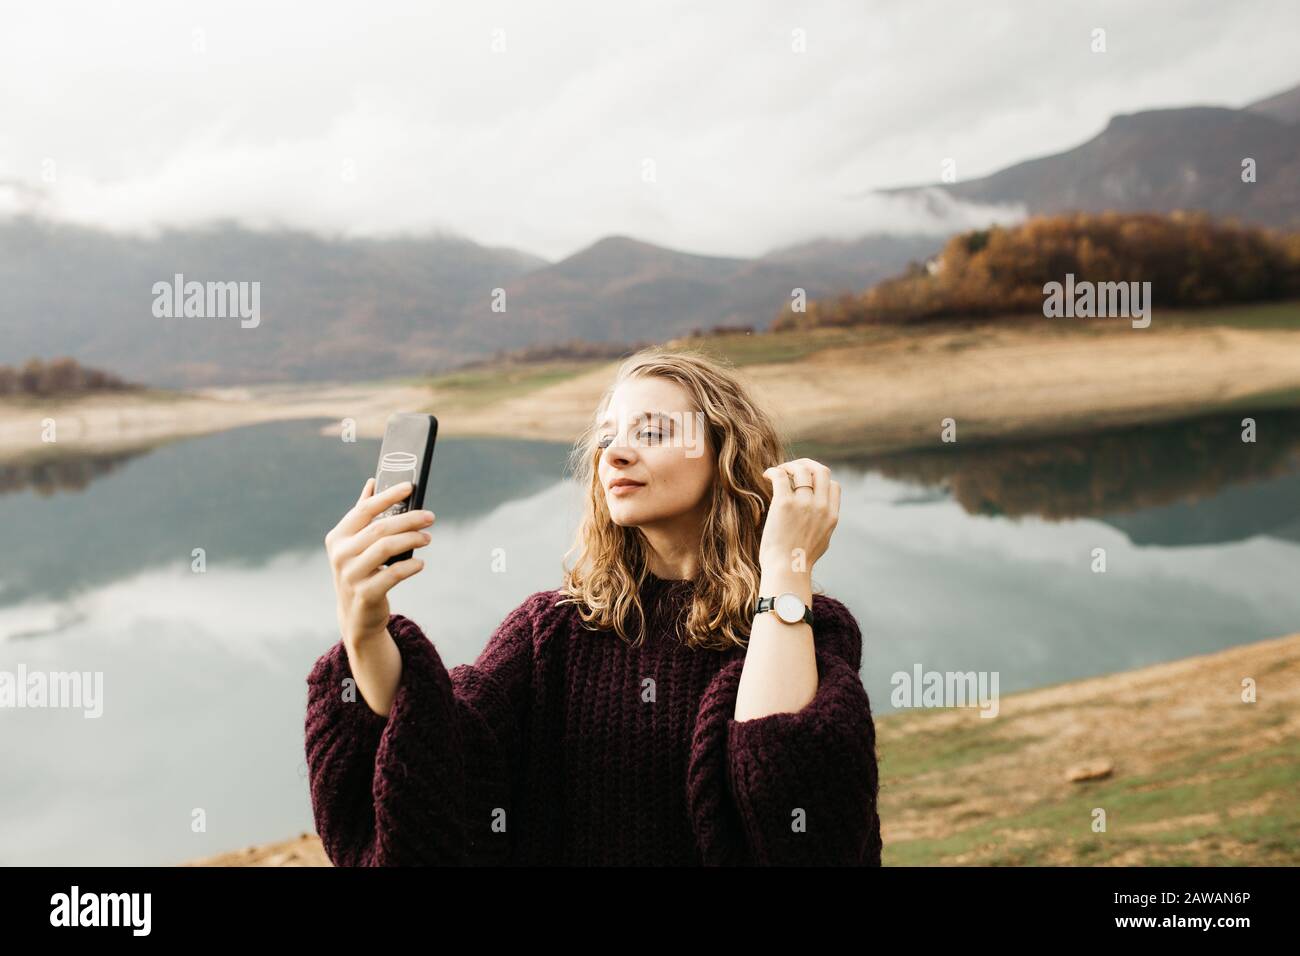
top-left (556, 345), bottom-right (806, 652)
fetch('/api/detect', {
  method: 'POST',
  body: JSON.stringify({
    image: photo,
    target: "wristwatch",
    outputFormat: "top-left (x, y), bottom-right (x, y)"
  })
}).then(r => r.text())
top-left (755, 592), bottom-right (814, 626)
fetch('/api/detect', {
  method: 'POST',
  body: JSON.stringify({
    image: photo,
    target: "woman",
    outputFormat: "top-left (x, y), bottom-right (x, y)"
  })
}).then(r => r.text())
top-left (306, 347), bottom-right (882, 865)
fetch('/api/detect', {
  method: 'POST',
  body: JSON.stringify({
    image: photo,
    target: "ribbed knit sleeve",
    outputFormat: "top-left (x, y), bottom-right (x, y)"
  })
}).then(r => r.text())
top-left (687, 594), bottom-right (882, 866)
top-left (304, 595), bottom-right (541, 866)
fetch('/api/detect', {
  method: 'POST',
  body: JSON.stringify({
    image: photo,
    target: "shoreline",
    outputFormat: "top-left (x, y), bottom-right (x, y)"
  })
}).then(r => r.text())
top-left (4, 313), bottom-right (1300, 464)
top-left (0, 380), bottom-right (435, 466)
top-left (181, 629), bottom-right (1300, 866)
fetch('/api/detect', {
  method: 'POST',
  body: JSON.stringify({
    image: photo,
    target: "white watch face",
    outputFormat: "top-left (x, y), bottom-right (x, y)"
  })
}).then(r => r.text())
top-left (774, 592), bottom-right (805, 624)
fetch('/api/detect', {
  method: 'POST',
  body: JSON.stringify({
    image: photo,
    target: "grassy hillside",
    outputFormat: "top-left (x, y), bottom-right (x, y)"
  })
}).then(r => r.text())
top-left (880, 633), bottom-right (1299, 866)
top-left (426, 298), bottom-right (1300, 386)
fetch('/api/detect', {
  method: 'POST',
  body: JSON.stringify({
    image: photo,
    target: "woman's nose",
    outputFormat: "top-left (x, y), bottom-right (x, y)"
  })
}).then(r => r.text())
top-left (602, 435), bottom-right (637, 463)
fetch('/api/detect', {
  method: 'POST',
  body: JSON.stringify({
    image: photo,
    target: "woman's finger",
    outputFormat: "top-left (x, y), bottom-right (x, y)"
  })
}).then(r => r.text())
top-left (345, 529), bottom-right (432, 584)
top-left (355, 476), bottom-right (375, 506)
top-left (785, 461), bottom-right (816, 497)
top-left (335, 508), bottom-right (434, 564)
top-left (348, 528), bottom-right (431, 582)
top-left (764, 465), bottom-right (791, 504)
top-left (385, 556), bottom-right (425, 584)
top-left (356, 557), bottom-right (425, 600)
top-left (366, 508), bottom-right (435, 542)
top-left (813, 461), bottom-right (831, 510)
top-left (340, 480), bottom-right (414, 535)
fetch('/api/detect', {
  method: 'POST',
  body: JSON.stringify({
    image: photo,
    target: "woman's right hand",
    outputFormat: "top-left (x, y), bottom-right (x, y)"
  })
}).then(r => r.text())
top-left (326, 477), bottom-right (436, 649)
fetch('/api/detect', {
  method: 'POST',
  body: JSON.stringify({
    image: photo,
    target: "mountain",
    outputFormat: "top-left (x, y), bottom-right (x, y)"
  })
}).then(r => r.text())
top-left (879, 83), bottom-right (1300, 230)
top-left (0, 222), bottom-right (933, 385)
top-left (0, 218), bottom-right (546, 386)
top-left (1247, 83), bottom-right (1300, 124)
top-left (759, 233), bottom-right (944, 277)
top-left (434, 234), bottom-right (938, 355)
top-left (16, 82), bottom-right (1295, 387)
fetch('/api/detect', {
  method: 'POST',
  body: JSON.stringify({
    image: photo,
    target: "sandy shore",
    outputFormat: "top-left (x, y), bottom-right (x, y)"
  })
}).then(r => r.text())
top-left (439, 322), bottom-right (1300, 453)
top-left (0, 380), bottom-right (435, 465)
top-left (4, 319), bottom-right (1299, 465)
top-left (181, 629), bottom-right (1300, 866)
top-left (180, 832), bottom-right (331, 867)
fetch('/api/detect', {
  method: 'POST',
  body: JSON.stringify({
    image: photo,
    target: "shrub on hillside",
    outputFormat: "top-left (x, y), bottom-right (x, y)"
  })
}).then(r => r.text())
top-left (773, 211), bottom-right (1300, 330)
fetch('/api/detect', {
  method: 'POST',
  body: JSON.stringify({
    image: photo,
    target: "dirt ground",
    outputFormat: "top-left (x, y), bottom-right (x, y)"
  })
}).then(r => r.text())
top-left (5, 322), bottom-right (1300, 464)
top-left (182, 630), bottom-right (1300, 866)
top-left (444, 323), bottom-right (1300, 453)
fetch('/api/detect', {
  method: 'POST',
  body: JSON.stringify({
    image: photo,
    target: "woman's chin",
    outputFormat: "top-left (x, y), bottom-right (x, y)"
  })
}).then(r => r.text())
top-left (606, 503), bottom-right (648, 527)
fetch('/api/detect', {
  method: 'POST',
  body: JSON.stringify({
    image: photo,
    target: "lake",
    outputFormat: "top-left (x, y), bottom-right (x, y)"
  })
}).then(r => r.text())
top-left (2, 409), bottom-right (1299, 864)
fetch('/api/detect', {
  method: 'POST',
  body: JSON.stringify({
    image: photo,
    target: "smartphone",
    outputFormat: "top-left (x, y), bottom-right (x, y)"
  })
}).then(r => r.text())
top-left (372, 413), bottom-right (438, 566)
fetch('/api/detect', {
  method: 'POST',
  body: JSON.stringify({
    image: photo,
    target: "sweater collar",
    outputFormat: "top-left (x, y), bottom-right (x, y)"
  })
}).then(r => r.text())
top-left (641, 570), bottom-right (698, 594)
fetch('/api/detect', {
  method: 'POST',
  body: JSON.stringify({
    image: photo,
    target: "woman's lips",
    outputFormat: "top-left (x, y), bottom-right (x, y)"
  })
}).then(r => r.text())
top-left (609, 482), bottom-right (644, 496)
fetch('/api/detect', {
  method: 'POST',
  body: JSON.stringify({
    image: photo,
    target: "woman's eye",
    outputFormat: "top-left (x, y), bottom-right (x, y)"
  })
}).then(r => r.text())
top-left (597, 430), bottom-right (662, 448)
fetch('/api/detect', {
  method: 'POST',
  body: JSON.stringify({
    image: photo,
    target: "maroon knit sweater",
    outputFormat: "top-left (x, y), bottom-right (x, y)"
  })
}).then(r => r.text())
top-left (304, 571), bottom-right (882, 865)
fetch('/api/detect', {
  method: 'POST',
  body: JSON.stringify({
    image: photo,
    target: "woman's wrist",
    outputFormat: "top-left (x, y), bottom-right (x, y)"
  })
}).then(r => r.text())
top-left (344, 622), bottom-right (393, 653)
top-left (758, 564), bottom-right (813, 604)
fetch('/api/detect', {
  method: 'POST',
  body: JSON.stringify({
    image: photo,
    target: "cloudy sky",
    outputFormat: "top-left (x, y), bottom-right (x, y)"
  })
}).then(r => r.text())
top-left (1, 0), bottom-right (1295, 261)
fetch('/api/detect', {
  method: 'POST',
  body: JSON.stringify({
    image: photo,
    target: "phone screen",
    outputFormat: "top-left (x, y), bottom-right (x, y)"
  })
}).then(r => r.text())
top-left (372, 413), bottom-right (438, 563)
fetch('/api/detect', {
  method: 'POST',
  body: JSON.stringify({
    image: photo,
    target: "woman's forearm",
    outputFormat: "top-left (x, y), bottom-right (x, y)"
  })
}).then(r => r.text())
top-left (343, 626), bottom-right (404, 718)
top-left (733, 565), bottom-right (817, 721)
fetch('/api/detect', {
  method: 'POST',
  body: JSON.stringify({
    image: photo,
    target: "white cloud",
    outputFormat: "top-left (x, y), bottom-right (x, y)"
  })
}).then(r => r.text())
top-left (0, 0), bottom-right (1295, 260)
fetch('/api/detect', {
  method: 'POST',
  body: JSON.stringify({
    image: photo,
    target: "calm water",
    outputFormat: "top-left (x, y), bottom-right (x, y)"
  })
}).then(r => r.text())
top-left (3, 411), bottom-right (1300, 865)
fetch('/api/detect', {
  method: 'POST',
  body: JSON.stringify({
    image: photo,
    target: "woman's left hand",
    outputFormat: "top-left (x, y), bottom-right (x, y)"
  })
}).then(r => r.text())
top-left (758, 457), bottom-right (840, 574)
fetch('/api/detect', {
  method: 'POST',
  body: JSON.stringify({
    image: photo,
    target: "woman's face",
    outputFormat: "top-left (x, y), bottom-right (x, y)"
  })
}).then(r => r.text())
top-left (596, 376), bottom-right (714, 530)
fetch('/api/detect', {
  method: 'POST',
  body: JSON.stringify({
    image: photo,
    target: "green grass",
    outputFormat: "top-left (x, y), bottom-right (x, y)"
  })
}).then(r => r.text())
top-left (678, 326), bottom-right (891, 366)
top-left (884, 736), bottom-right (1300, 866)
top-left (882, 722), bottom-right (1045, 778)
top-left (1208, 385), bottom-right (1300, 414)
top-left (1156, 299), bottom-right (1300, 330)
top-left (346, 375), bottom-right (432, 389)
top-left (0, 385), bottom-right (193, 408)
top-left (420, 360), bottom-right (601, 410)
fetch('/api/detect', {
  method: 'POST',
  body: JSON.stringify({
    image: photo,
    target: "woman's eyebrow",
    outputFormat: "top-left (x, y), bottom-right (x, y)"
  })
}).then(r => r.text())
top-left (596, 410), bottom-right (675, 428)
